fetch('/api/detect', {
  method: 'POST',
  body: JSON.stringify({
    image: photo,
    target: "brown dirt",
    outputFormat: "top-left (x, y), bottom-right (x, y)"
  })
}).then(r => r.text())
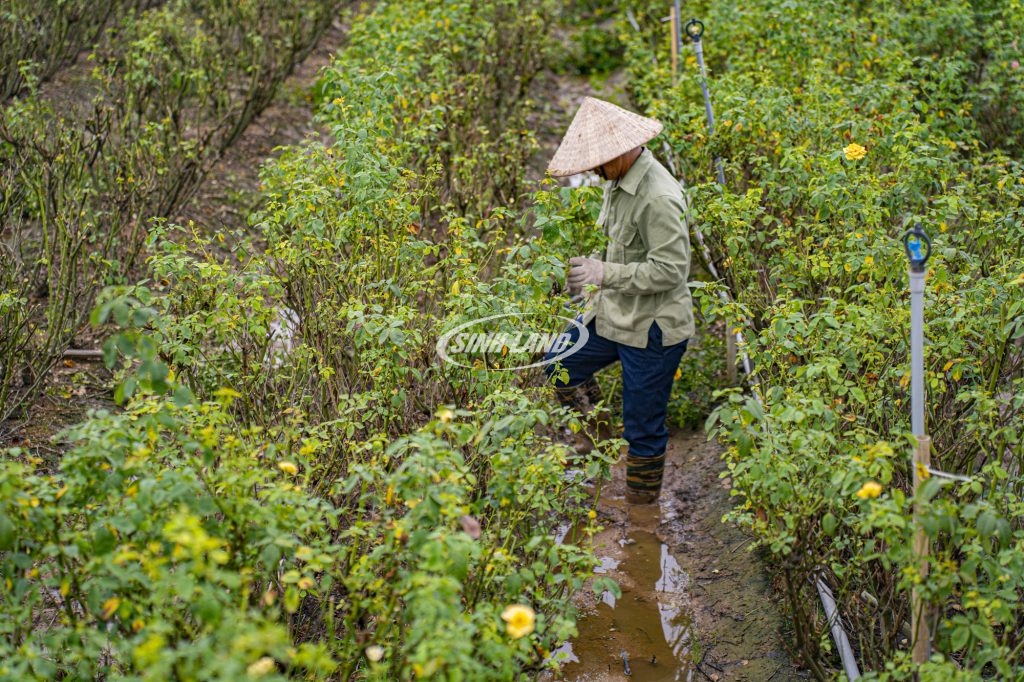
top-left (546, 430), bottom-right (808, 681)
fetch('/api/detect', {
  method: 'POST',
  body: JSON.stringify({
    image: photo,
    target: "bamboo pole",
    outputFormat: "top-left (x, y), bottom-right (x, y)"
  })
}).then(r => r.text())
top-left (669, 7), bottom-right (678, 80)
top-left (911, 435), bottom-right (932, 664)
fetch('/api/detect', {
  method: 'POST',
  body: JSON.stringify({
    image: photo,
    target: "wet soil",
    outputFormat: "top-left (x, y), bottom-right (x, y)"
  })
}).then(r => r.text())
top-left (548, 430), bottom-right (807, 681)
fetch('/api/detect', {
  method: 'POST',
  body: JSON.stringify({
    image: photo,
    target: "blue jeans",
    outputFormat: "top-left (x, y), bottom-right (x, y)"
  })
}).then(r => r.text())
top-left (544, 320), bottom-right (688, 458)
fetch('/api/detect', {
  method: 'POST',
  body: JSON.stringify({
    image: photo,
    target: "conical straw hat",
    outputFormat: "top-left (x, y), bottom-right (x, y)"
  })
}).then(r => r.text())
top-left (548, 97), bottom-right (663, 177)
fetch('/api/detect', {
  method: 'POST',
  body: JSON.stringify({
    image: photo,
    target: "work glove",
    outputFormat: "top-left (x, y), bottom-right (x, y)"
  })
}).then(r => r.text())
top-left (567, 256), bottom-right (603, 295)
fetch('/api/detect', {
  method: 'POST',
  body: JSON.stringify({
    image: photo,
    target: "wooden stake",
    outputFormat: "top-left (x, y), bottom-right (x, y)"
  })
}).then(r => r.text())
top-left (726, 330), bottom-right (738, 385)
top-left (669, 7), bottom-right (678, 81)
top-left (911, 434), bottom-right (932, 665)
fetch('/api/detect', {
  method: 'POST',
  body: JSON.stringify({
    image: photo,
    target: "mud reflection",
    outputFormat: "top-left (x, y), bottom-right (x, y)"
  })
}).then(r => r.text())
top-left (554, 530), bottom-right (693, 681)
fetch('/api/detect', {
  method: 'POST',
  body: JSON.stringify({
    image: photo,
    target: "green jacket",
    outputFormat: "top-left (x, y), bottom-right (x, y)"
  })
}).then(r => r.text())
top-left (583, 148), bottom-right (695, 348)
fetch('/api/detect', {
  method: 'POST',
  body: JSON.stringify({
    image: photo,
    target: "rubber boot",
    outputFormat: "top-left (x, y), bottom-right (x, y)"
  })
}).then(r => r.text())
top-left (625, 452), bottom-right (665, 504)
top-left (554, 378), bottom-right (614, 455)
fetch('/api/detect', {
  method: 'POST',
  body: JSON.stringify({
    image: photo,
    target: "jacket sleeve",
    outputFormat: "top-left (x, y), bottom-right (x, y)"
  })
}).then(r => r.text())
top-left (601, 192), bottom-right (689, 295)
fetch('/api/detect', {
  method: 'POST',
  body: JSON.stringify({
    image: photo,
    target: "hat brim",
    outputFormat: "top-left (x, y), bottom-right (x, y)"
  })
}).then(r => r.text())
top-left (548, 97), bottom-right (663, 177)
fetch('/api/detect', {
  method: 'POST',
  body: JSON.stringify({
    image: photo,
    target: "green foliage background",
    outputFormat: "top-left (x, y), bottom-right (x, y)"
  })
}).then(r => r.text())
top-left (4, 0), bottom-right (1023, 679)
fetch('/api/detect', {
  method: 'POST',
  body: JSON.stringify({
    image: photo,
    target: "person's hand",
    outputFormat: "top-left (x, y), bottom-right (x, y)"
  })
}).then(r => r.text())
top-left (567, 256), bottom-right (603, 295)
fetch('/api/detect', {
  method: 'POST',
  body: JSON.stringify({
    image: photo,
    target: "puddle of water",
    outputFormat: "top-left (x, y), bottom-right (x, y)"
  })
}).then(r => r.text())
top-left (553, 530), bottom-right (694, 681)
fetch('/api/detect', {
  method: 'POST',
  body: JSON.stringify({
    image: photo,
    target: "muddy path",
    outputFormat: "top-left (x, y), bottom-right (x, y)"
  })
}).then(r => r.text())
top-left (549, 430), bottom-right (807, 681)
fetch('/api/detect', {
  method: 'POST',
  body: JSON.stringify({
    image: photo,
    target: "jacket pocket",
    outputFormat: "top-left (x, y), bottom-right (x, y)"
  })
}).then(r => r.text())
top-left (608, 219), bottom-right (644, 264)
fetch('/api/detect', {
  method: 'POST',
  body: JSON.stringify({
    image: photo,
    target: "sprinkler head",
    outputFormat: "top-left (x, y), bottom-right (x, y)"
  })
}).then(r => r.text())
top-left (903, 223), bottom-right (932, 273)
top-left (684, 18), bottom-right (705, 41)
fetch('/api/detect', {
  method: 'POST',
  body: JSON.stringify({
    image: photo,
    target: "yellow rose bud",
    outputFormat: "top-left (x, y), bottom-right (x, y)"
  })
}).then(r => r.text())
top-left (855, 481), bottom-right (883, 499)
top-left (246, 656), bottom-right (276, 677)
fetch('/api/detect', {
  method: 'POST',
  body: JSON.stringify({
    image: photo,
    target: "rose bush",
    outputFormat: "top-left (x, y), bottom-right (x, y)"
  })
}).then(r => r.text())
top-left (624, 0), bottom-right (1023, 678)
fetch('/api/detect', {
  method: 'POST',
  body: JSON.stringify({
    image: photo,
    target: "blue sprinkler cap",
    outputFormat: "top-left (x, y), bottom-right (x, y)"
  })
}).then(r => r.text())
top-left (902, 223), bottom-right (932, 273)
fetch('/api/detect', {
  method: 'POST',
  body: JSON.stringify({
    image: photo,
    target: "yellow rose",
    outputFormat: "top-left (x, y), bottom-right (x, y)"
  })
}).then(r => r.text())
top-left (501, 604), bottom-right (536, 639)
top-left (855, 481), bottom-right (883, 499)
top-left (246, 657), bottom-right (276, 677)
top-left (844, 143), bottom-right (867, 161)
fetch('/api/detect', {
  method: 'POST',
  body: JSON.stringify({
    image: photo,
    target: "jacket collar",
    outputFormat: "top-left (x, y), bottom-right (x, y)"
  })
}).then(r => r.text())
top-left (613, 148), bottom-right (652, 196)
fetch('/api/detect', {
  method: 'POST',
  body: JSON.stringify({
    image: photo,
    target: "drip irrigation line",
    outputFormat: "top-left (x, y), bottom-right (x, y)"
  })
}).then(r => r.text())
top-left (814, 574), bottom-right (862, 680)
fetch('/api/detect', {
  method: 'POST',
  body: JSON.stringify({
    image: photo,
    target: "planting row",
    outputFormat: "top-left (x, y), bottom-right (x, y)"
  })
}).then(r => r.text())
top-left (0, 0), bottom-right (345, 428)
top-left (623, 0), bottom-right (1024, 678)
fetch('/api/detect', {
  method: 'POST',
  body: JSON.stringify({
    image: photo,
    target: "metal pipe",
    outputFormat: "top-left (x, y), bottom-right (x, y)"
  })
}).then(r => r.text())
top-left (904, 223), bottom-right (931, 438)
top-left (684, 19), bottom-right (726, 187)
top-left (673, 0), bottom-right (683, 59)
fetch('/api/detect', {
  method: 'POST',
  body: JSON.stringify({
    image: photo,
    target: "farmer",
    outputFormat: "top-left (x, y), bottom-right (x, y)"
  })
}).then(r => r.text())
top-left (545, 97), bottom-right (694, 505)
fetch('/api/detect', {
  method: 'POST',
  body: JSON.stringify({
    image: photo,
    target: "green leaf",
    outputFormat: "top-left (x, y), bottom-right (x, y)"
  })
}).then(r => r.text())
top-left (0, 513), bottom-right (16, 551)
top-left (976, 511), bottom-right (997, 539)
top-left (93, 526), bottom-right (116, 555)
top-left (284, 586), bottom-right (301, 614)
top-left (821, 512), bottom-right (837, 536)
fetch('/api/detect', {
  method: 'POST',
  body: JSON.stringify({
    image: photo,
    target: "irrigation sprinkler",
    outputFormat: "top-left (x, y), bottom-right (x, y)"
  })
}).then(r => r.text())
top-left (673, 16), bottom-right (743, 384)
top-left (904, 222), bottom-right (933, 664)
top-left (683, 18), bottom-right (726, 187)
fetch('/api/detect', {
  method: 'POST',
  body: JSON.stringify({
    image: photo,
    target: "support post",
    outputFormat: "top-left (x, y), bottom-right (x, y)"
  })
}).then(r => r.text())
top-left (669, 7), bottom-right (678, 80)
top-left (911, 435), bottom-right (932, 665)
